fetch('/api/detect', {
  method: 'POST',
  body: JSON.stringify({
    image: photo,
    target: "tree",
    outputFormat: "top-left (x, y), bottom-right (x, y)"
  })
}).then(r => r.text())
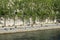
top-left (0, 0), bottom-right (9, 27)
top-left (53, 0), bottom-right (60, 23)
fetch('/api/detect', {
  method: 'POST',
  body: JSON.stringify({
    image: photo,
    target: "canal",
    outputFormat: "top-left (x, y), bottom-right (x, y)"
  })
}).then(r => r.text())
top-left (0, 29), bottom-right (60, 40)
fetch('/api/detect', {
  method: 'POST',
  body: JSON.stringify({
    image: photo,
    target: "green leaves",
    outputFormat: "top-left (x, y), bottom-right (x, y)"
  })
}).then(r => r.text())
top-left (0, 0), bottom-right (60, 25)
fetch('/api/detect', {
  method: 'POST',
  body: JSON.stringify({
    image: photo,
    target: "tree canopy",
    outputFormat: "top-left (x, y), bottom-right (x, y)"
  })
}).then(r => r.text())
top-left (0, 0), bottom-right (60, 26)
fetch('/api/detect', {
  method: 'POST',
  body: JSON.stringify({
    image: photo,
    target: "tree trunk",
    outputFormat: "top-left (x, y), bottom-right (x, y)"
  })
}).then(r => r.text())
top-left (41, 22), bottom-right (43, 27)
top-left (13, 16), bottom-right (15, 27)
top-left (31, 21), bottom-right (35, 27)
top-left (29, 19), bottom-right (30, 26)
top-left (4, 18), bottom-right (6, 27)
top-left (23, 19), bottom-right (24, 26)
top-left (29, 18), bottom-right (32, 26)
top-left (14, 18), bottom-right (15, 26)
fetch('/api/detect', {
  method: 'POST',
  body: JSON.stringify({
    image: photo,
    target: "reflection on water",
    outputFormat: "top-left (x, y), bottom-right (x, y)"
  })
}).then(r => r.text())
top-left (0, 29), bottom-right (60, 40)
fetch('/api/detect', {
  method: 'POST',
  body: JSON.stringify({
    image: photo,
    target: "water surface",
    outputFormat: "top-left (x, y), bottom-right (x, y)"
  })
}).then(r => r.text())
top-left (0, 29), bottom-right (60, 40)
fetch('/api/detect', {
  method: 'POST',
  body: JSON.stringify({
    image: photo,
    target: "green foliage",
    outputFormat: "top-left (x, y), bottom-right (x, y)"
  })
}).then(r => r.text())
top-left (0, 0), bottom-right (60, 26)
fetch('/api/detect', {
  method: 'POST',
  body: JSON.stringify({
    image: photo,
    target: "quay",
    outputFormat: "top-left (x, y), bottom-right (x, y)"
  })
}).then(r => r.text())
top-left (0, 23), bottom-right (60, 34)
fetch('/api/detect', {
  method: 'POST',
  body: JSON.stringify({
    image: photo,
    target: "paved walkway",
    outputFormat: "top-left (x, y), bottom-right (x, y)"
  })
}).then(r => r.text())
top-left (0, 24), bottom-right (60, 34)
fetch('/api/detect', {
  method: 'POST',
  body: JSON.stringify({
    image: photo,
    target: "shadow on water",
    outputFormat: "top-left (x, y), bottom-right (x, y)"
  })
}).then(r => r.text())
top-left (0, 29), bottom-right (60, 40)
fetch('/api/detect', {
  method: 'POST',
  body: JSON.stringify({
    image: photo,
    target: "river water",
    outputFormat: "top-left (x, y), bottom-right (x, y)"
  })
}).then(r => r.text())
top-left (0, 29), bottom-right (60, 40)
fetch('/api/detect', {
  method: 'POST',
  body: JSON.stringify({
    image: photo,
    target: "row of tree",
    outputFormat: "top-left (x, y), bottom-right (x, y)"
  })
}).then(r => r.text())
top-left (0, 0), bottom-right (60, 27)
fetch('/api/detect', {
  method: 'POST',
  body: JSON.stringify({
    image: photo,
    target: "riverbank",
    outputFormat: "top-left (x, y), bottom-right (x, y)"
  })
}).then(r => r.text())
top-left (0, 24), bottom-right (60, 34)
